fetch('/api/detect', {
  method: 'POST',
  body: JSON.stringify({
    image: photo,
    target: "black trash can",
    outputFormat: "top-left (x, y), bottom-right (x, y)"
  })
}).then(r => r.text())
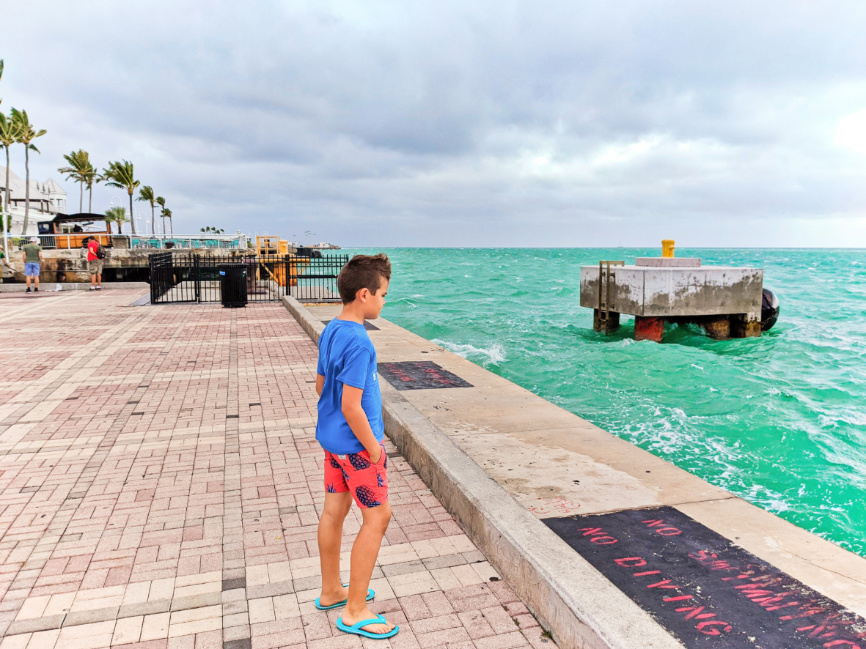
top-left (218, 264), bottom-right (248, 308)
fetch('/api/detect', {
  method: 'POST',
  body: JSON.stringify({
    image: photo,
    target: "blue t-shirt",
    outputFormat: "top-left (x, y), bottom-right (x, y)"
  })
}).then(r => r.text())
top-left (315, 319), bottom-right (384, 454)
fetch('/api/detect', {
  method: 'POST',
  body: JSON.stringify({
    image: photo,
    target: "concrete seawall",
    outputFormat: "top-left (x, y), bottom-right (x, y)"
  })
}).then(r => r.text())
top-left (0, 281), bottom-right (150, 292)
top-left (282, 296), bottom-right (866, 649)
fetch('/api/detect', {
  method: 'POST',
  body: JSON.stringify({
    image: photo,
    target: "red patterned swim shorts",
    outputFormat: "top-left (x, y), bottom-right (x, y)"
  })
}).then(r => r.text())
top-left (323, 443), bottom-right (388, 508)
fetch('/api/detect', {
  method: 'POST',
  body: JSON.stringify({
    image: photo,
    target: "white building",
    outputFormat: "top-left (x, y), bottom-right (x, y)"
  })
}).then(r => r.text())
top-left (0, 166), bottom-right (67, 235)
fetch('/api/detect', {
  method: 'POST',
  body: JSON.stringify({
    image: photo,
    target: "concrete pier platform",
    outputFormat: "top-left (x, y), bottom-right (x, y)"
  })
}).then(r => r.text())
top-left (580, 264), bottom-right (764, 341)
top-left (286, 298), bottom-right (866, 649)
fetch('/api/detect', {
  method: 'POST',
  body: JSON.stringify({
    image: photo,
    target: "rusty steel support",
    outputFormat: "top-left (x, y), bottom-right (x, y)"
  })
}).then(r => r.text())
top-left (703, 316), bottom-right (731, 340)
top-left (635, 316), bottom-right (665, 343)
top-left (731, 315), bottom-right (762, 338)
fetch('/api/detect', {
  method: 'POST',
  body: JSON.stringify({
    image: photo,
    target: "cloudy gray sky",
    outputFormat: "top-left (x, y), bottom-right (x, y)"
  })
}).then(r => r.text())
top-left (3, 1), bottom-right (866, 247)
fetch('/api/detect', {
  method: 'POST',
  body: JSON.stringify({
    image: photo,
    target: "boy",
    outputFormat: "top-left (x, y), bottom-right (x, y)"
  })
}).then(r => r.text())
top-left (314, 253), bottom-right (398, 640)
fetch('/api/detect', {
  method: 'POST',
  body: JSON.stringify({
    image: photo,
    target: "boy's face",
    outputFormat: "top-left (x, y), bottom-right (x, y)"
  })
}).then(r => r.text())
top-left (358, 278), bottom-right (389, 319)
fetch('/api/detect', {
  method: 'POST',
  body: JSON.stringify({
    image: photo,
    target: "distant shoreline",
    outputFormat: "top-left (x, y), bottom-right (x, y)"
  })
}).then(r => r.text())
top-left (338, 245), bottom-right (866, 251)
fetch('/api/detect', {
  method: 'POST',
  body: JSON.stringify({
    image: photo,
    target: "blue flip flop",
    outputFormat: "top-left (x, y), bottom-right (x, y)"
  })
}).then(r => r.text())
top-left (314, 585), bottom-right (375, 611)
top-left (336, 613), bottom-right (399, 639)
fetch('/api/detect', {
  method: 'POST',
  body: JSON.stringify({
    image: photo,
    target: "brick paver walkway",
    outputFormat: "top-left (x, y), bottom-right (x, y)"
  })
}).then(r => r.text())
top-left (0, 291), bottom-right (556, 649)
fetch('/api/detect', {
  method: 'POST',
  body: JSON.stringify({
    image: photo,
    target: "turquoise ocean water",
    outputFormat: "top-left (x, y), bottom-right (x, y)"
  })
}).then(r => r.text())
top-left (343, 247), bottom-right (866, 557)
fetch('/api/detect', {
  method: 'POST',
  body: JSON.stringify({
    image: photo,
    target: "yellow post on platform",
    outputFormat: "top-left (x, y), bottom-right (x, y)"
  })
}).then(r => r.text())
top-left (662, 239), bottom-right (675, 257)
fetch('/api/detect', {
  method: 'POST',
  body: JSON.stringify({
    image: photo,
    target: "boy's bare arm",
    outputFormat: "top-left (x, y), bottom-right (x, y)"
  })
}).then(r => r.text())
top-left (341, 385), bottom-right (382, 462)
top-left (316, 373), bottom-right (324, 397)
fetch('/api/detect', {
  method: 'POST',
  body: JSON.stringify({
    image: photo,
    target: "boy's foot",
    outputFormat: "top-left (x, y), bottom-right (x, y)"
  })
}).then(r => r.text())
top-left (338, 607), bottom-right (397, 638)
top-left (90, 286), bottom-right (96, 290)
top-left (25, 287), bottom-right (31, 293)
top-left (96, 285), bottom-right (102, 290)
top-left (316, 585), bottom-right (348, 609)
top-left (34, 287), bottom-right (38, 292)
top-left (315, 585), bottom-right (374, 610)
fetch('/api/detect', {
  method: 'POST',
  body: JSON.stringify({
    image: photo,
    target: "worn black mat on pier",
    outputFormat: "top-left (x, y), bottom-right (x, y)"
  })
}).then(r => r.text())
top-left (378, 361), bottom-right (473, 390)
top-left (544, 506), bottom-right (866, 648)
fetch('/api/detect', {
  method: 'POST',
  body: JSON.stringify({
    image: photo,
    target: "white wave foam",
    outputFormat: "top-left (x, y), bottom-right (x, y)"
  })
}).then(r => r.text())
top-left (432, 339), bottom-right (507, 366)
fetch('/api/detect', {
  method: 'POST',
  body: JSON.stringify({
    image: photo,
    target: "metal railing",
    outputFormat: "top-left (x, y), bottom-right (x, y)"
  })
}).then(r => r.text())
top-left (6, 233), bottom-right (110, 250)
top-left (131, 234), bottom-right (247, 250)
top-left (5, 233), bottom-right (248, 251)
top-left (149, 252), bottom-right (347, 304)
top-left (289, 255), bottom-right (348, 302)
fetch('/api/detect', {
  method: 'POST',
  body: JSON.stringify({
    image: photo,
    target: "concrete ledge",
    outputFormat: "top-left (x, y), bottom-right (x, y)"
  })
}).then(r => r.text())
top-left (281, 296), bottom-right (680, 649)
top-left (282, 295), bottom-right (326, 343)
top-left (0, 281), bottom-right (149, 292)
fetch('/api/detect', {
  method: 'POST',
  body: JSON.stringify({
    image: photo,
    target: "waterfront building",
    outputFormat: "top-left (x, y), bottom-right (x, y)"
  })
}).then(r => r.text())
top-left (0, 166), bottom-right (68, 235)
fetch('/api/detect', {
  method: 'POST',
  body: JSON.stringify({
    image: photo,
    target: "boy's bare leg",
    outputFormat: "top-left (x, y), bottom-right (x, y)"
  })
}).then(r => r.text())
top-left (317, 491), bottom-right (352, 606)
top-left (342, 502), bottom-right (394, 633)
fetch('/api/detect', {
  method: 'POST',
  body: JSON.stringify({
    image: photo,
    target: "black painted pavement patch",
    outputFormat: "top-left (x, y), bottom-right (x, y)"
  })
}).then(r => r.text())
top-left (223, 639), bottom-right (251, 649)
top-left (544, 506), bottom-right (866, 648)
top-left (222, 576), bottom-right (246, 591)
top-left (378, 361), bottom-right (473, 390)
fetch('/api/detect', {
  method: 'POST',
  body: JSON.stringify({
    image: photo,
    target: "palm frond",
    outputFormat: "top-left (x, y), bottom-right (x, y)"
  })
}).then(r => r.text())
top-left (58, 149), bottom-right (91, 181)
top-left (0, 114), bottom-right (21, 147)
top-left (10, 108), bottom-right (47, 145)
top-left (102, 160), bottom-right (140, 194)
top-left (137, 185), bottom-right (155, 204)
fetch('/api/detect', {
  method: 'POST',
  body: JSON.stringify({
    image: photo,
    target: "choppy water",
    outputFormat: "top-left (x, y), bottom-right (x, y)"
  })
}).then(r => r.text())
top-left (344, 247), bottom-right (866, 557)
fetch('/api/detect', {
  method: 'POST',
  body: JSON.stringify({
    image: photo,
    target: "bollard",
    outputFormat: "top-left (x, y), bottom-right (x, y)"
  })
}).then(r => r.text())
top-left (662, 239), bottom-right (675, 258)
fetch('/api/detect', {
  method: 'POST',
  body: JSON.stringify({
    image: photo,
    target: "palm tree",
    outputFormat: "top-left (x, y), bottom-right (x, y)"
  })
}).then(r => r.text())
top-left (137, 186), bottom-right (157, 235)
top-left (58, 149), bottom-right (90, 213)
top-left (156, 196), bottom-right (165, 233)
top-left (104, 206), bottom-right (128, 234)
top-left (11, 108), bottom-right (47, 235)
top-left (102, 160), bottom-right (140, 234)
top-left (83, 164), bottom-right (100, 213)
top-left (0, 113), bottom-right (20, 225)
top-left (161, 207), bottom-right (173, 235)
top-left (1, 60), bottom-right (10, 254)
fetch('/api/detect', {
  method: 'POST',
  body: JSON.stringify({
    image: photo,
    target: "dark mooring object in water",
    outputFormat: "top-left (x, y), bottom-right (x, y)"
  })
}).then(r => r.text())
top-left (581, 241), bottom-right (780, 342)
top-left (762, 288), bottom-right (780, 331)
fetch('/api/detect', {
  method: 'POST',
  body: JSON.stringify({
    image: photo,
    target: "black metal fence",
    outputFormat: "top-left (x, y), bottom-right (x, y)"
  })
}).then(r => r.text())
top-left (149, 252), bottom-right (348, 305)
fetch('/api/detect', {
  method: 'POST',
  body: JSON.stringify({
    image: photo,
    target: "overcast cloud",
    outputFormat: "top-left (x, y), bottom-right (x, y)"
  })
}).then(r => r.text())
top-left (3, 0), bottom-right (866, 246)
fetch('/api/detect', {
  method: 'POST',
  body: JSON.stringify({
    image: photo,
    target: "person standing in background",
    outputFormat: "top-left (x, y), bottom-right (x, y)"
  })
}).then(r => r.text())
top-left (22, 236), bottom-right (43, 293)
top-left (0, 246), bottom-right (13, 282)
top-left (86, 237), bottom-right (103, 290)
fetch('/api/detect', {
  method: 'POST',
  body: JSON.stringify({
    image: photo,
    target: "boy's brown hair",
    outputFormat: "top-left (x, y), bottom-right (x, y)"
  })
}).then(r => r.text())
top-left (337, 253), bottom-right (391, 304)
